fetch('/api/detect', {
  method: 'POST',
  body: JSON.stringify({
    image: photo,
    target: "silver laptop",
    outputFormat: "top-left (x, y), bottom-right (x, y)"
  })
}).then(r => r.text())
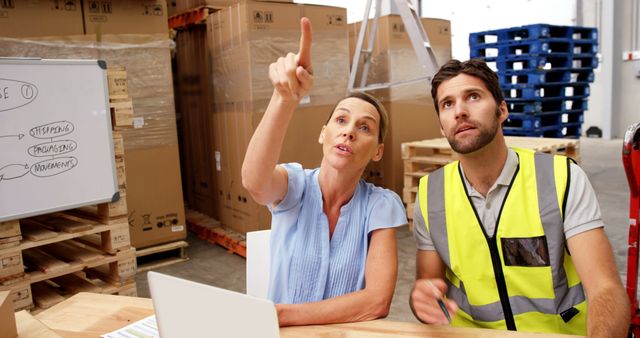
top-left (147, 271), bottom-right (280, 338)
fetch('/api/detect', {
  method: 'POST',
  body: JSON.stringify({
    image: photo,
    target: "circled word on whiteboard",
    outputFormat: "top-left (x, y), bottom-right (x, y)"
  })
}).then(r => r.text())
top-left (29, 121), bottom-right (74, 139)
top-left (30, 157), bottom-right (78, 177)
top-left (28, 140), bottom-right (78, 157)
top-left (0, 79), bottom-right (38, 112)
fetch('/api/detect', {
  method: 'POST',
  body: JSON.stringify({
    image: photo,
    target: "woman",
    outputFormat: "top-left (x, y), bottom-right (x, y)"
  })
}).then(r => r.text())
top-left (241, 17), bottom-right (407, 327)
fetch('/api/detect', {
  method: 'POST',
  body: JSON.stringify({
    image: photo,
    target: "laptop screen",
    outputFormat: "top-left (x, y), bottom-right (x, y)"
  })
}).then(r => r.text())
top-left (147, 271), bottom-right (280, 338)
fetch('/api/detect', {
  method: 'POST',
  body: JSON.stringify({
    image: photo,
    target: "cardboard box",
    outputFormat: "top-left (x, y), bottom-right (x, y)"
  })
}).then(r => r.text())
top-left (174, 26), bottom-right (218, 219)
top-left (376, 100), bottom-right (441, 194)
top-left (348, 16), bottom-right (452, 194)
top-left (207, 2), bottom-right (348, 234)
top-left (212, 103), bottom-right (331, 233)
top-left (173, 0), bottom-right (296, 17)
top-left (125, 145), bottom-right (186, 248)
top-left (83, 0), bottom-right (168, 35)
top-left (168, 0), bottom-right (178, 16)
top-left (94, 35), bottom-right (186, 248)
top-left (208, 1), bottom-right (348, 107)
top-left (0, 0), bottom-right (84, 38)
top-left (0, 291), bottom-right (17, 338)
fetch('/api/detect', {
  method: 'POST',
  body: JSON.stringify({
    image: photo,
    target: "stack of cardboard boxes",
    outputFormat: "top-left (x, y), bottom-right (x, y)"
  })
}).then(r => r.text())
top-left (1, 1), bottom-right (453, 239)
top-left (0, 1), bottom-right (167, 36)
top-left (205, 1), bottom-right (349, 234)
top-left (0, 0), bottom-right (186, 249)
top-left (175, 3), bottom-right (452, 235)
top-left (174, 24), bottom-right (219, 219)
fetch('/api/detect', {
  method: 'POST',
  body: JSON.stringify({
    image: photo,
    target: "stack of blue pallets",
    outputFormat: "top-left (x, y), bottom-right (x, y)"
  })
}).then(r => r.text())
top-left (469, 24), bottom-right (598, 138)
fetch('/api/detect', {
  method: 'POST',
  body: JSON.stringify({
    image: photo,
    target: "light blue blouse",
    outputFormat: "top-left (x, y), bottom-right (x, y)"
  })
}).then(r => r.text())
top-left (267, 163), bottom-right (408, 304)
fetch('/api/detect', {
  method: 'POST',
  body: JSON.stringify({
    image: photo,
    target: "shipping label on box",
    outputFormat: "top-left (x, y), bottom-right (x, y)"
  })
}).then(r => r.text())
top-left (244, 2), bottom-right (299, 38)
top-left (83, 0), bottom-right (168, 35)
top-left (125, 145), bottom-right (186, 248)
top-left (302, 4), bottom-right (346, 32)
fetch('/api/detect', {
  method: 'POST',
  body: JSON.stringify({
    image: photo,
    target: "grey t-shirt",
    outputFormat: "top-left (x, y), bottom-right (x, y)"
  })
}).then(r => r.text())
top-left (413, 149), bottom-right (604, 251)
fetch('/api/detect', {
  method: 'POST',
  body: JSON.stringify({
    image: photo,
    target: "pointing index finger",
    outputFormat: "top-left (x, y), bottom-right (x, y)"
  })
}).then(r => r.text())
top-left (297, 17), bottom-right (312, 69)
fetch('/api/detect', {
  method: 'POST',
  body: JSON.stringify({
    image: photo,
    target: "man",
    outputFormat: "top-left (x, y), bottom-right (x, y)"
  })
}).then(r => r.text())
top-left (410, 59), bottom-right (629, 337)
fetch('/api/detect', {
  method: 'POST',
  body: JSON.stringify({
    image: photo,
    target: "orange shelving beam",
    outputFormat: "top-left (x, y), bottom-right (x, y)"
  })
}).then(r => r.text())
top-left (168, 6), bottom-right (218, 30)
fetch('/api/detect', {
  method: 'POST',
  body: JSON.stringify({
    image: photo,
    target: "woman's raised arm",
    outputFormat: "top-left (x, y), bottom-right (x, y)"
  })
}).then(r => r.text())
top-left (241, 18), bottom-right (314, 206)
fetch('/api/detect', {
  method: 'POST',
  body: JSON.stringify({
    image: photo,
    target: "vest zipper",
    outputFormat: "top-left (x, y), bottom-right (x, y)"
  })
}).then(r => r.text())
top-left (458, 162), bottom-right (520, 330)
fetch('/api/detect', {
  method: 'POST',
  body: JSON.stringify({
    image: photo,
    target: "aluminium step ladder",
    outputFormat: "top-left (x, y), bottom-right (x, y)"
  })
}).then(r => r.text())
top-left (348, 0), bottom-right (440, 93)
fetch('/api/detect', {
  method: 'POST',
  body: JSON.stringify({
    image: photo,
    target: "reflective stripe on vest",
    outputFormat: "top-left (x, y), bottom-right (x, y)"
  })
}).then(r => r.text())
top-left (418, 148), bottom-right (587, 334)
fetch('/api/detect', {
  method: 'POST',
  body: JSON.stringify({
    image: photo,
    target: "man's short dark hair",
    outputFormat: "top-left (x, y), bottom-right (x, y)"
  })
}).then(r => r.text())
top-left (326, 91), bottom-right (388, 144)
top-left (431, 59), bottom-right (504, 114)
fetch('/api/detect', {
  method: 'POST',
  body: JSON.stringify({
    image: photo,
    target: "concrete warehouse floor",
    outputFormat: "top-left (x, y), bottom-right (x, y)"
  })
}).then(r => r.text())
top-left (135, 137), bottom-right (632, 322)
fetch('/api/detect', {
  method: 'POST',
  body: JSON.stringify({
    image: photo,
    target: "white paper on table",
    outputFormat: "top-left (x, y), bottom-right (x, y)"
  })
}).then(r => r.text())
top-left (101, 314), bottom-right (159, 338)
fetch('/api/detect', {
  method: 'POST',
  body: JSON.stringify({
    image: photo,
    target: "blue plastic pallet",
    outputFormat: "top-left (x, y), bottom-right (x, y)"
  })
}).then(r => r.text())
top-left (499, 68), bottom-right (594, 86)
top-left (506, 98), bottom-right (588, 113)
top-left (503, 124), bottom-right (582, 138)
top-left (503, 110), bottom-right (584, 130)
top-left (470, 39), bottom-right (598, 58)
top-left (469, 24), bottom-right (597, 45)
top-left (503, 82), bottom-right (591, 100)
top-left (504, 108), bottom-right (584, 117)
top-left (490, 54), bottom-right (598, 71)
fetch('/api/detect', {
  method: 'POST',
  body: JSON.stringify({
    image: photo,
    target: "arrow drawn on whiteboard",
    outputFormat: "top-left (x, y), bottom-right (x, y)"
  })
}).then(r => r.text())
top-left (0, 163), bottom-right (30, 181)
top-left (0, 134), bottom-right (25, 140)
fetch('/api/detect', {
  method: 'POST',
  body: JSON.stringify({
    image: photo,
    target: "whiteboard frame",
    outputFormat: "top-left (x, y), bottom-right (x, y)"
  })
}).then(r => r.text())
top-left (0, 58), bottom-right (119, 222)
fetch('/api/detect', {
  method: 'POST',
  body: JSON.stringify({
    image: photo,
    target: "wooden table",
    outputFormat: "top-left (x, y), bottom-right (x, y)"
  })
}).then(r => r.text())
top-left (16, 292), bottom-right (580, 337)
top-left (281, 321), bottom-right (581, 337)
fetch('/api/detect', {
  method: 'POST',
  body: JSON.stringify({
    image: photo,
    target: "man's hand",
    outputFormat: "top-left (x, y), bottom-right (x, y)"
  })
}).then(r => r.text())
top-left (269, 17), bottom-right (314, 102)
top-left (410, 278), bottom-right (458, 325)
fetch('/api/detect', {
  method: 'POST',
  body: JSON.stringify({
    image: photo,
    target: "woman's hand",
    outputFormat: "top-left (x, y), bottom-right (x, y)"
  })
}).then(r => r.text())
top-left (268, 17), bottom-right (314, 102)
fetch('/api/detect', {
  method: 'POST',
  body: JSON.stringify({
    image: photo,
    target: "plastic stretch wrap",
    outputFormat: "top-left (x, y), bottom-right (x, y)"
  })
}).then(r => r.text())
top-left (207, 6), bottom-right (350, 109)
top-left (0, 35), bottom-right (177, 150)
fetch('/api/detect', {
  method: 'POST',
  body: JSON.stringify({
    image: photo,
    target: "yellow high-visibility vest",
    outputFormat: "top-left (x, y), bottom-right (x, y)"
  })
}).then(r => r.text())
top-left (418, 147), bottom-right (586, 335)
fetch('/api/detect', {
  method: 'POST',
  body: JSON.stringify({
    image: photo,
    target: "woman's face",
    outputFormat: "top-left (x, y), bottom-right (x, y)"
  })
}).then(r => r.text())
top-left (318, 97), bottom-right (384, 171)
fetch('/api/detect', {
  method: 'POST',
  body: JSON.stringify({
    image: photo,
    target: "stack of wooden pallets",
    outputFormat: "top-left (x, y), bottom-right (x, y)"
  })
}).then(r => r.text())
top-left (402, 136), bottom-right (580, 223)
top-left (0, 67), bottom-right (137, 312)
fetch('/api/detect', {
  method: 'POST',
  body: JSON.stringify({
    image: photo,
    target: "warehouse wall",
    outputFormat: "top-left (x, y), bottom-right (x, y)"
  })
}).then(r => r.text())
top-left (420, 0), bottom-right (576, 60)
top-left (613, 0), bottom-right (640, 137)
top-left (577, 0), bottom-right (610, 138)
top-left (580, 0), bottom-right (640, 138)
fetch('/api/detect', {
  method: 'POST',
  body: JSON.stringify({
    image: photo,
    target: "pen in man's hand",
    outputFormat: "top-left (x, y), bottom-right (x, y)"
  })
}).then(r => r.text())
top-left (436, 298), bottom-right (452, 323)
top-left (427, 279), bottom-right (452, 324)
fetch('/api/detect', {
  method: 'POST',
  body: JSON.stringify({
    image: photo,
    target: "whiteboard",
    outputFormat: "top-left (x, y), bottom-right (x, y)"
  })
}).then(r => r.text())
top-left (0, 58), bottom-right (118, 222)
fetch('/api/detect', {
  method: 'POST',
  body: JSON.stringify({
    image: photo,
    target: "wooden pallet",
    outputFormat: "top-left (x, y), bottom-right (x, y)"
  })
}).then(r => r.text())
top-left (2, 245), bottom-right (136, 312)
top-left (186, 210), bottom-right (247, 258)
top-left (30, 273), bottom-right (137, 313)
top-left (402, 136), bottom-right (580, 220)
top-left (136, 240), bottom-right (189, 273)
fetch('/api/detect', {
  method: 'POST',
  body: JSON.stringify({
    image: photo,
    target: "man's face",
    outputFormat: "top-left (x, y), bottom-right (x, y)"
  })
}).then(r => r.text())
top-left (435, 73), bottom-right (507, 154)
